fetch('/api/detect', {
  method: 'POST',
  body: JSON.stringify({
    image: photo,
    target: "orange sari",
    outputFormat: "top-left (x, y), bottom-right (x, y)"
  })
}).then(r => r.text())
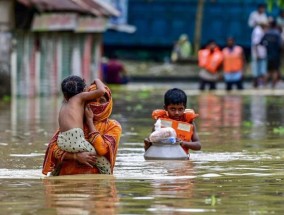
top-left (42, 84), bottom-right (122, 175)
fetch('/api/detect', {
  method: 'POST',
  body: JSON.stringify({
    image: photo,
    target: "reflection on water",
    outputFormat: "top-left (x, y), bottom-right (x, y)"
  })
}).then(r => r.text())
top-left (250, 95), bottom-right (267, 140)
top-left (1, 87), bottom-right (284, 214)
top-left (44, 176), bottom-right (119, 215)
top-left (198, 93), bottom-right (222, 130)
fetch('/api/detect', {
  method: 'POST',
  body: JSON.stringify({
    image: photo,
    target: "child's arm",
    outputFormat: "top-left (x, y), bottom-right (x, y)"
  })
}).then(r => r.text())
top-left (180, 122), bottom-right (201, 151)
top-left (80, 79), bottom-right (106, 101)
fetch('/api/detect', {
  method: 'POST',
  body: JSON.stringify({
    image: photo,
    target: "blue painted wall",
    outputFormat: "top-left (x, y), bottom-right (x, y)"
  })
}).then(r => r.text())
top-left (104, 0), bottom-right (279, 58)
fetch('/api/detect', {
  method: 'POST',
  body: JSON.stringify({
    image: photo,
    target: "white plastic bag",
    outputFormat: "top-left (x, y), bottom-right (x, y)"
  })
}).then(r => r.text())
top-left (149, 119), bottom-right (177, 143)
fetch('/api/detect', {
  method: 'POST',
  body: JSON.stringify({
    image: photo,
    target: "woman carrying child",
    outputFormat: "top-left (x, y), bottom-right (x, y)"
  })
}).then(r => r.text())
top-left (42, 80), bottom-right (121, 176)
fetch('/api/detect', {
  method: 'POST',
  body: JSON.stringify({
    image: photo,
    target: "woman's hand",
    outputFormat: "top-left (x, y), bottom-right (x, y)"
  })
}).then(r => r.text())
top-left (84, 104), bottom-right (96, 132)
top-left (85, 105), bottom-right (94, 123)
top-left (75, 152), bottom-right (97, 168)
top-left (85, 105), bottom-right (94, 128)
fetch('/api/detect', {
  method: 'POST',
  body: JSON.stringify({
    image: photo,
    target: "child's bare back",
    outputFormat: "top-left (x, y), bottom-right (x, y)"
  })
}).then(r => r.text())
top-left (59, 95), bottom-right (86, 132)
top-left (58, 76), bottom-right (105, 132)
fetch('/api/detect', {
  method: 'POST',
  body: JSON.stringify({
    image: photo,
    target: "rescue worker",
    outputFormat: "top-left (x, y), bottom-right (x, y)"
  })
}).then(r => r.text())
top-left (222, 37), bottom-right (245, 91)
top-left (198, 40), bottom-right (223, 90)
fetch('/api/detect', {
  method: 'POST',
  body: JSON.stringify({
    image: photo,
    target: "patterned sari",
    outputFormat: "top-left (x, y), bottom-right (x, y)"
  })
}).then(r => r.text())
top-left (42, 84), bottom-right (122, 175)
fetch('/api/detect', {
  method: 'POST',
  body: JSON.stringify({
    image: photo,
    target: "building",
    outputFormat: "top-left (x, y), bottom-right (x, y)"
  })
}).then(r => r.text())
top-left (11, 0), bottom-right (119, 96)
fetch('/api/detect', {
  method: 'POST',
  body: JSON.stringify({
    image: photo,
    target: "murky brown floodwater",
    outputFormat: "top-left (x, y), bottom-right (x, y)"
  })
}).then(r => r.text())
top-left (1, 83), bottom-right (284, 214)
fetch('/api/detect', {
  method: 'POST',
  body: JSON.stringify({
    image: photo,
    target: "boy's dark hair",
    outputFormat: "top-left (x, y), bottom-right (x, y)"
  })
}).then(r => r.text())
top-left (61, 75), bottom-right (86, 99)
top-left (164, 88), bottom-right (187, 107)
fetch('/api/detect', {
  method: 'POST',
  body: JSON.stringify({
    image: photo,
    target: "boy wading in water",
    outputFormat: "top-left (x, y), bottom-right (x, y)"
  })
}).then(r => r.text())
top-left (57, 76), bottom-right (111, 174)
top-left (145, 88), bottom-right (201, 156)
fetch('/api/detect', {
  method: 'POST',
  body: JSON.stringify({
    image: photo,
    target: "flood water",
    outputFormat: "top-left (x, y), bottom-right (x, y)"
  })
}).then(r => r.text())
top-left (1, 83), bottom-right (284, 214)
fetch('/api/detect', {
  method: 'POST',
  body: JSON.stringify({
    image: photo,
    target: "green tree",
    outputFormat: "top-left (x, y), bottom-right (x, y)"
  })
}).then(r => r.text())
top-left (267, 0), bottom-right (284, 11)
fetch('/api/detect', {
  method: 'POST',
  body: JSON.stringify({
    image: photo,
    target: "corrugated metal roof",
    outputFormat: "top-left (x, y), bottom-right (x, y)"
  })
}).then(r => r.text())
top-left (90, 0), bottom-right (120, 17)
top-left (17, 0), bottom-right (120, 17)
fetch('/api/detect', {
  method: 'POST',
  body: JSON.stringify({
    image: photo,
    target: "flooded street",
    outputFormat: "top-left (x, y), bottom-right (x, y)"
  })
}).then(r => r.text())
top-left (1, 83), bottom-right (284, 214)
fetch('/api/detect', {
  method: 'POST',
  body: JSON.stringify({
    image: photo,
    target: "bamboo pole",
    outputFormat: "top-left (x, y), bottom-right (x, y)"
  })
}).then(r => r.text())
top-left (193, 0), bottom-right (205, 56)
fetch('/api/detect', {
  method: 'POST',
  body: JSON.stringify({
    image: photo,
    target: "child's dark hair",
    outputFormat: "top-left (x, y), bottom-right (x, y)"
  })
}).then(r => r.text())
top-left (61, 75), bottom-right (86, 99)
top-left (164, 88), bottom-right (187, 107)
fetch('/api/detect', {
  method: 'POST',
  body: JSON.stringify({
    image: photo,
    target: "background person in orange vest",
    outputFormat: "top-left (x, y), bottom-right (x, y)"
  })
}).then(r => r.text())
top-left (198, 40), bottom-right (223, 90)
top-left (222, 37), bottom-right (245, 91)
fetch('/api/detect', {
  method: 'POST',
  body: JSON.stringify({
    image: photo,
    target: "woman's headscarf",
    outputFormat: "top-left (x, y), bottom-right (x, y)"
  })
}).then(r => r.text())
top-left (87, 84), bottom-right (113, 122)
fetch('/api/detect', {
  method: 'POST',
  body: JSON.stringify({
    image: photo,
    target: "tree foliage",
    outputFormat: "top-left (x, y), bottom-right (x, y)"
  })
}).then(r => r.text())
top-left (267, 0), bottom-right (284, 11)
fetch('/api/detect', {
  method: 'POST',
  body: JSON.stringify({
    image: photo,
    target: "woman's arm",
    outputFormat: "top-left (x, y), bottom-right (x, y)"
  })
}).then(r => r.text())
top-left (63, 151), bottom-right (97, 168)
top-left (43, 130), bottom-right (97, 172)
top-left (88, 122), bottom-right (121, 156)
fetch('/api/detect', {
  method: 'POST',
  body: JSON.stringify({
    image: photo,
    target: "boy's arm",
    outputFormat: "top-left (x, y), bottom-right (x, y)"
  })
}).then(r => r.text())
top-left (144, 125), bottom-right (156, 151)
top-left (180, 123), bottom-right (201, 151)
top-left (80, 79), bottom-right (106, 101)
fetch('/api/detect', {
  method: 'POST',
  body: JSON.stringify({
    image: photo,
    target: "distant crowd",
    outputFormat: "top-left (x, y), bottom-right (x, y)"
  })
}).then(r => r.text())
top-left (171, 3), bottom-right (283, 90)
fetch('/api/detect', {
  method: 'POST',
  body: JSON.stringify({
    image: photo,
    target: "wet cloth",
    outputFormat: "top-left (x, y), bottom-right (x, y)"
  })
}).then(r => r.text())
top-left (42, 84), bottom-right (121, 176)
top-left (199, 69), bottom-right (219, 81)
top-left (251, 58), bottom-right (267, 78)
top-left (223, 71), bottom-right (242, 82)
top-left (58, 128), bottom-right (95, 152)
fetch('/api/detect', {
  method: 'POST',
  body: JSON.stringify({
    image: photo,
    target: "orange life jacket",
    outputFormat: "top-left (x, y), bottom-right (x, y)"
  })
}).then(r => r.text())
top-left (152, 109), bottom-right (198, 142)
top-left (198, 48), bottom-right (223, 74)
top-left (222, 46), bottom-right (244, 73)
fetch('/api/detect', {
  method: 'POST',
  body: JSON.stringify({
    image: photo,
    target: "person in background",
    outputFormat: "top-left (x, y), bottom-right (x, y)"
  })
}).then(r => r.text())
top-left (222, 37), bottom-right (245, 91)
top-left (171, 34), bottom-right (192, 63)
top-left (248, 3), bottom-right (268, 28)
top-left (261, 20), bottom-right (282, 88)
top-left (101, 57), bottom-right (109, 83)
top-left (144, 88), bottom-right (201, 156)
top-left (276, 10), bottom-right (284, 40)
top-left (251, 21), bottom-right (268, 88)
top-left (42, 82), bottom-right (122, 176)
top-left (104, 54), bottom-right (128, 84)
top-left (276, 10), bottom-right (284, 79)
top-left (198, 40), bottom-right (223, 90)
